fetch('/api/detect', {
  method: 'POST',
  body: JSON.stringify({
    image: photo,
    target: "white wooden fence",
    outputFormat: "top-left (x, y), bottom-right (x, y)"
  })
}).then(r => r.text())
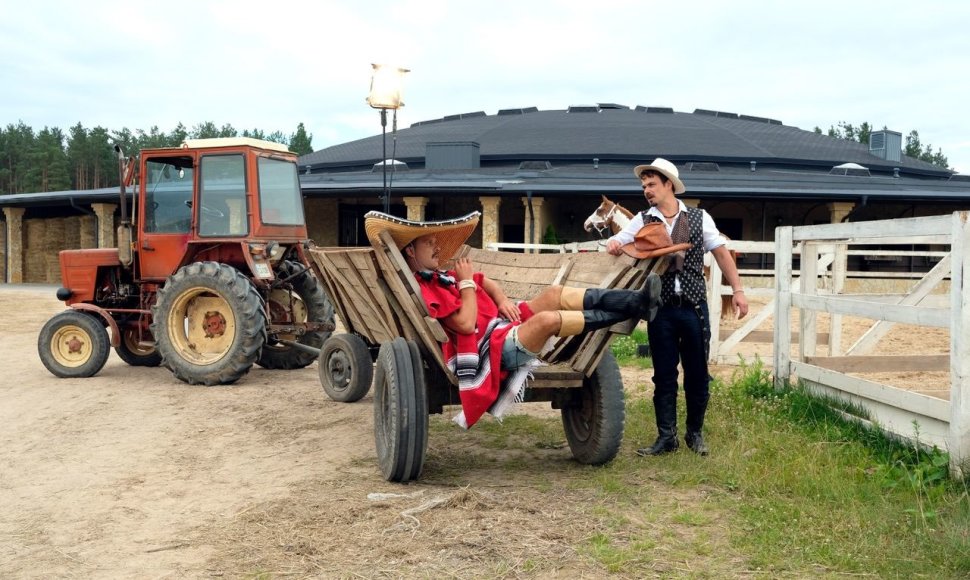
top-left (771, 212), bottom-right (967, 477)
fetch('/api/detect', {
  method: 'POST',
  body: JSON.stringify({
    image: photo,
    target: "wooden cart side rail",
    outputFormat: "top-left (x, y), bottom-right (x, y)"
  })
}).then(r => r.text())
top-left (307, 247), bottom-right (399, 345)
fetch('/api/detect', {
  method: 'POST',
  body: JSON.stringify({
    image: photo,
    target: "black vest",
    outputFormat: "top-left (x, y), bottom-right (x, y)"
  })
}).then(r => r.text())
top-left (643, 207), bottom-right (707, 304)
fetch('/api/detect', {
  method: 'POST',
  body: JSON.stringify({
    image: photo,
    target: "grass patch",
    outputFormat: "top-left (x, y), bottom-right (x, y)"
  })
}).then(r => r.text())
top-left (611, 327), bottom-right (652, 369)
top-left (424, 356), bottom-right (970, 576)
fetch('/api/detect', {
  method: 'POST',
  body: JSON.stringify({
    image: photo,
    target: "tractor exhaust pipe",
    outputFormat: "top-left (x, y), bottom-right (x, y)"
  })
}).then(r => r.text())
top-left (114, 144), bottom-right (129, 226)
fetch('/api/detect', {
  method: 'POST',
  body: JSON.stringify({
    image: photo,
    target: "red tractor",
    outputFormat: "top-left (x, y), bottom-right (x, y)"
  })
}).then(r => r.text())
top-left (38, 138), bottom-right (334, 385)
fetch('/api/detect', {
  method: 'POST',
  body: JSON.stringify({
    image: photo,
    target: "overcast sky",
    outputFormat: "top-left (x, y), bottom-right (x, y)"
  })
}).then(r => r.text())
top-left (1, 0), bottom-right (967, 172)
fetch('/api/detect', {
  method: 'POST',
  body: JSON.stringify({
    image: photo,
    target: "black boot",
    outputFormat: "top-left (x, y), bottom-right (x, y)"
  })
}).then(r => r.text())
top-left (582, 273), bottom-right (662, 322)
top-left (636, 393), bottom-right (679, 456)
top-left (581, 309), bottom-right (628, 332)
top-left (685, 389), bottom-right (710, 456)
top-left (685, 431), bottom-right (709, 456)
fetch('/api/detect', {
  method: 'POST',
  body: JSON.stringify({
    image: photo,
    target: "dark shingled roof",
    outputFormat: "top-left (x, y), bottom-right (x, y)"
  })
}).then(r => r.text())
top-left (301, 107), bottom-right (947, 176)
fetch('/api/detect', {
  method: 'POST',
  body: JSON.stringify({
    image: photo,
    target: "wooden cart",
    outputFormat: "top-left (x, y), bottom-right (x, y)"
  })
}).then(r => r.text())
top-left (307, 232), bottom-right (666, 482)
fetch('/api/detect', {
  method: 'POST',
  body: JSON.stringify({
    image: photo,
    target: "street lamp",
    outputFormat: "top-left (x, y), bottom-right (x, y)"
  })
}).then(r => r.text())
top-left (367, 63), bottom-right (409, 214)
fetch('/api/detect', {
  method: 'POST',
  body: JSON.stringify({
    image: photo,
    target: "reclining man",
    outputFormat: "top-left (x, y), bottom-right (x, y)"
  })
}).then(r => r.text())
top-left (365, 210), bottom-right (664, 429)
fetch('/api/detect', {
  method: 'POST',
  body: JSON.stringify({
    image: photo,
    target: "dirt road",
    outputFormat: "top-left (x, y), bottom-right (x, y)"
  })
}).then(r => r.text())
top-left (3, 285), bottom-right (645, 577)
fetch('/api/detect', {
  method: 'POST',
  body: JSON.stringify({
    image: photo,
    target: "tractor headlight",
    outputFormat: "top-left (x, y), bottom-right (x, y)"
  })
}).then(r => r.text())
top-left (265, 241), bottom-right (283, 260)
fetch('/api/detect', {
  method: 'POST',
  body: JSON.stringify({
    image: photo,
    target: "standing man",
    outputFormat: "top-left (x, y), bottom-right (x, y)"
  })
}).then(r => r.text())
top-left (606, 158), bottom-right (749, 456)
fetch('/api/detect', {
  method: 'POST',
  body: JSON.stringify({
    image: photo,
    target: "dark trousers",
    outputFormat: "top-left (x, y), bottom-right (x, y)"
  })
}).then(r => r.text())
top-left (646, 300), bottom-right (711, 433)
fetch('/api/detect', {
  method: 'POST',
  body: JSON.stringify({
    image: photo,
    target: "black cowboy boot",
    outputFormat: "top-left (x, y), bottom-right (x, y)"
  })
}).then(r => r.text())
top-left (685, 391), bottom-right (710, 456)
top-left (636, 394), bottom-right (679, 456)
top-left (581, 309), bottom-right (628, 332)
top-left (582, 273), bottom-right (662, 322)
top-left (685, 431), bottom-right (709, 456)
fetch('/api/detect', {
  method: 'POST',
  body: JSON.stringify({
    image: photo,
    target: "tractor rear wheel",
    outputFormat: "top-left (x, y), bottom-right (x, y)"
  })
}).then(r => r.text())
top-left (38, 310), bottom-right (110, 378)
top-left (115, 327), bottom-right (162, 367)
top-left (151, 261), bottom-right (266, 386)
top-left (258, 260), bottom-right (334, 370)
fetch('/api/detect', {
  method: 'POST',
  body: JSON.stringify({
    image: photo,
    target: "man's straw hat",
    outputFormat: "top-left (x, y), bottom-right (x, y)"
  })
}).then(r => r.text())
top-left (632, 157), bottom-right (686, 194)
top-left (364, 211), bottom-right (481, 262)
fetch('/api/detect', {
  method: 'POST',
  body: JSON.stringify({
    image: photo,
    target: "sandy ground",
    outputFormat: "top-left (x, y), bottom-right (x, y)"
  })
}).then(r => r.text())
top-left (0, 285), bottom-right (949, 577)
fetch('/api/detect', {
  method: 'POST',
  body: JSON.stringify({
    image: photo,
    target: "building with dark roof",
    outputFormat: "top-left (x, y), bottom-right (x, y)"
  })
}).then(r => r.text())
top-left (297, 105), bottom-right (967, 256)
top-left (2, 104), bottom-right (967, 283)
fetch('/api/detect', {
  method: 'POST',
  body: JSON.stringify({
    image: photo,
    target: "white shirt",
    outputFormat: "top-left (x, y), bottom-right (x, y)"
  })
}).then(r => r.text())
top-left (607, 200), bottom-right (725, 294)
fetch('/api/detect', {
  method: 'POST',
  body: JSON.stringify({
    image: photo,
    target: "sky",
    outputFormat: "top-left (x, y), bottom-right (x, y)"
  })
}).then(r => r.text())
top-left (1, 0), bottom-right (968, 172)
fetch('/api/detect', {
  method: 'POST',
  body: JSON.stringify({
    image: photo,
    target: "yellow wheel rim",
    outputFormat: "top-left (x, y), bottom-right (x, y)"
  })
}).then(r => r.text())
top-left (166, 286), bottom-right (236, 365)
top-left (50, 324), bottom-right (93, 368)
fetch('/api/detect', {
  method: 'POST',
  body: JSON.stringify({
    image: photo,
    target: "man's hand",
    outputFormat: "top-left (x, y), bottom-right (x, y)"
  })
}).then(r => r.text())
top-left (732, 291), bottom-right (749, 320)
top-left (496, 299), bottom-right (520, 322)
top-left (606, 239), bottom-right (623, 255)
top-left (454, 257), bottom-right (474, 282)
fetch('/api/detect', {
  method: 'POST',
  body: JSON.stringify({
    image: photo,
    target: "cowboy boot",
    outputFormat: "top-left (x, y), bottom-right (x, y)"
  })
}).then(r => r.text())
top-left (557, 310), bottom-right (628, 336)
top-left (685, 431), bottom-right (709, 456)
top-left (636, 393), bottom-right (679, 456)
top-left (571, 273), bottom-right (662, 322)
top-left (685, 392), bottom-right (710, 456)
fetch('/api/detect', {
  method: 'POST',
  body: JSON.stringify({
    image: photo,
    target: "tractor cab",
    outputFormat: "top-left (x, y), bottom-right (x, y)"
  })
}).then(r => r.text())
top-left (132, 138), bottom-right (307, 281)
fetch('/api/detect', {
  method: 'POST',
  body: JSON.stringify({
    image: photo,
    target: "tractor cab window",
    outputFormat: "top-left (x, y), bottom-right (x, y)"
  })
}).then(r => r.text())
top-left (144, 157), bottom-right (194, 233)
top-left (257, 157), bottom-right (304, 225)
top-left (199, 154), bottom-right (248, 237)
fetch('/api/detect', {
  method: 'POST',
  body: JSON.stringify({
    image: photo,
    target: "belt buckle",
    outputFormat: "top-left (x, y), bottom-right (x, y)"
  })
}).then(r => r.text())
top-left (668, 294), bottom-right (684, 307)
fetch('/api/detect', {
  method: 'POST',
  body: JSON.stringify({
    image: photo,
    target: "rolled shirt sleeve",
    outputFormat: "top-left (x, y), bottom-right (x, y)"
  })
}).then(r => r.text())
top-left (701, 210), bottom-right (726, 252)
top-left (607, 212), bottom-right (645, 247)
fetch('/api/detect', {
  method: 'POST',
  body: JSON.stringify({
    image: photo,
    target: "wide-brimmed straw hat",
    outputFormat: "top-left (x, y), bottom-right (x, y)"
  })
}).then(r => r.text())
top-left (364, 211), bottom-right (481, 262)
top-left (632, 157), bottom-right (686, 194)
top-left (620, 221), bottom-right (692, 260)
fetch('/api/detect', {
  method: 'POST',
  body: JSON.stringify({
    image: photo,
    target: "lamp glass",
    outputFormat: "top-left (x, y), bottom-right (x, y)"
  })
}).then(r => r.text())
top-left (367, 64), bottom-right (408, 109)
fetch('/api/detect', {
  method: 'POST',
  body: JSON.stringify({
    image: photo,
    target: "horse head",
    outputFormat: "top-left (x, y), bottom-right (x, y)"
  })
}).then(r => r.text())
top-left (583, 195), bottom-right (634, 236)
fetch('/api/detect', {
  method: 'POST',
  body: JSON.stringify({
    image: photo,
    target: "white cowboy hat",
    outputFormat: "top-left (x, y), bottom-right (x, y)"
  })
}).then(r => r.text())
top-left (364, 211), bottom-right (481, 262)
top-left (632, 158), bottom-right (686, 194)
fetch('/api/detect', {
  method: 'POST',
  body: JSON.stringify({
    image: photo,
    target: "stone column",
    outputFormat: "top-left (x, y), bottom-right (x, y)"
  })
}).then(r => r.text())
top-left (828, 201), bottom-right (855, 223)
top-left (44, 218), bottom-right (67, 283)
top-left (3, 207), bottom-right (26, 283)
top-left (681, 197), bottom-right (701, 208)
top-left (403, 196), bottom-right (429, 222)
top-left (91, 203), bottom-right (117, 248)
top-left (79, 215), bottom-right (97, 249)
top-left (521, 196), bottom-right (545, 252)
top-left (479, 196), bottom-right (501, 250)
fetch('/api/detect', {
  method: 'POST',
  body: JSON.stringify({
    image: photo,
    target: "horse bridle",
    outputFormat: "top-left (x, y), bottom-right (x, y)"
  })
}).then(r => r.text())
top-left (590, 203), bottom-right (620, 238)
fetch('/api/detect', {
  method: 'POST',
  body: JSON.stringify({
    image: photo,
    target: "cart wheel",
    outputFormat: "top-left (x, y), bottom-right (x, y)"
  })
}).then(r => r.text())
top-left (373, 337), bottom-right (428, 482)
top-left (562, 350), bottom-right (625, 465)
top-left (319, 333), bottom-right (373, 402)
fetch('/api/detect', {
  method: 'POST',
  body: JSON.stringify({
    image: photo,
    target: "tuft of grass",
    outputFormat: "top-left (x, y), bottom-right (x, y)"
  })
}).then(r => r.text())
top-left (610, 327), bottom-right (652, 368)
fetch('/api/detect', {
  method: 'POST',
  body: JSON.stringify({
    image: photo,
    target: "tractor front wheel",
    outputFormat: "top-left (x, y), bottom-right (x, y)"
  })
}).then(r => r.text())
top-left (38, 310), bottom-right (110, 378)
top-left (151, 262), bottom-right (266, 385)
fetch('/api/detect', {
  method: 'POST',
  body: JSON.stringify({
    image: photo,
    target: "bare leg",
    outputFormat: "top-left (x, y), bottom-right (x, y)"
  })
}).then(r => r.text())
top-left (514, 310), bottom-right (561, 352)
top-left (525, 285), bottom-right (563, 314)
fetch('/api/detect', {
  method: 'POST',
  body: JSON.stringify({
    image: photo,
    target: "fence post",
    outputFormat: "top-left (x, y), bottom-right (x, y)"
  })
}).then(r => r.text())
top-left (950, 211), bottom-right (970, 478)
top-left (829, 243), bottom-right (848, 356)
top-left (774, 226), bottom-right (793, 389)
top-left (799, 242), bottom-right (819, 361)
top-left (707, 250), bottom-right (723, 363)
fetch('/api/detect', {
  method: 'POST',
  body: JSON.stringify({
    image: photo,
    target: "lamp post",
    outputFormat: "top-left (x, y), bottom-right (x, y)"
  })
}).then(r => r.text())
top-left (367, 63), bottom-right (409, 214)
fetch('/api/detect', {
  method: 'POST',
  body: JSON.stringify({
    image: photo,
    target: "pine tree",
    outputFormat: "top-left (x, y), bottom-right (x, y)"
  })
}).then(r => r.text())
top-left (289, 122), bottom-right (313, 156)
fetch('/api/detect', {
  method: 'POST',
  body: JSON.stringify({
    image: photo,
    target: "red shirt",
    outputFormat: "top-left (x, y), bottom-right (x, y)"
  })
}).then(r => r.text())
top-left (417, 271), bottom-right (514, 428)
